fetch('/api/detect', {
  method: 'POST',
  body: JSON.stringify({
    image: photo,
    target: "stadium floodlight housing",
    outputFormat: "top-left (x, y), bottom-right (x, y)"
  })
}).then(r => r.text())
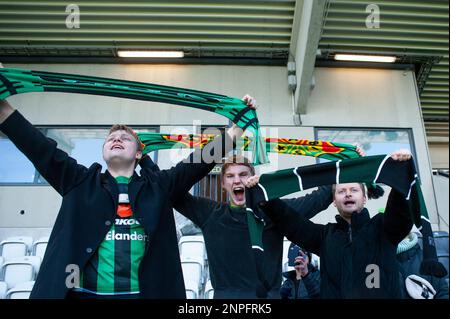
top-left (334, 54), bottom-right (396, 63)
top-left (118, 50), bottom-right (184, 58)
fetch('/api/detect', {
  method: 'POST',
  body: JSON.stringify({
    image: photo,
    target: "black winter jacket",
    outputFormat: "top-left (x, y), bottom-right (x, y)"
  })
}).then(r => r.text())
top-left (280, 266), bottom-right (321, 299)
top-left (261, 189), bottom-right (413, 299)
top-left (0, 111), bottom-right (228, 299)
top-left (139, 156), bottom-right (333, 299)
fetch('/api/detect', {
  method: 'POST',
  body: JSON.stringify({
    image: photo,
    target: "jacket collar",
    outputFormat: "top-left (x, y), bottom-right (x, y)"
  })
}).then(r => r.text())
top-left (335, 208), bottom-right (371, 231)
top-left (102, 170), bottom-right (144, 207)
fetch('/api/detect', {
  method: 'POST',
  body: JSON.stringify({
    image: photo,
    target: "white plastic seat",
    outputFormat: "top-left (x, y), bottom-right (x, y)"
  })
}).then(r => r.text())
top-left (179, 235), bottom-right (206, 264)
top-left (438, 255), bottom-right (449, 278)
top-left (2, 256), bottom-right (40, 289)
top-left (185, 280), bottom-right (199, 299)
top-left (282, 238), bottom-right (291, 271)
top-left (0, 256), bottom-right (4, 276)
top-left (32, 236), bottom-right (49, 259)
top-left (6, 281), bottom-right (35, 299)
top-left (0, 236), bottom-right (33, 260)
top-left (181, 256), bottom-right (204, 291)
top-left (311, 253), bottom-right (321, 270)
top-left (0, 281), bottom-right (7, 299)
top-left (204, 280), bottom-right (214, 299)
top-left (433, 231), bottom-right (449, 256)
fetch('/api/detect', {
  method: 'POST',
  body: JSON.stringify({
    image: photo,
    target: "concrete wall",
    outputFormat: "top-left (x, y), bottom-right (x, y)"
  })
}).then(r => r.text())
top-left (0, 63), bottom-right (441, 231)
top-left (432, 175), bottom-right (449, 233)
top-left (429, 143), bottom-right (449, 169)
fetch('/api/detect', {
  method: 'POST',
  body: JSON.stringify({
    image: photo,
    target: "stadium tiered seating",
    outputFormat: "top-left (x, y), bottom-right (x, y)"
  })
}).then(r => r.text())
top-left (5, 281), bottom-right (35, 299)
top-left (0, 256), bottom-right (4, 275)
top-left (282, 237), bottom-right (291, 273)
top-left (2, 256), bottom-right (40, 290)
top-left (434, 231), bottom-right (449, 256)
top-left (0, 236), bottom-right (33, 260)
top-left (204, 280), bottom-right (214, 299)
top-left (416, 231), bottom-right (449, 279)
top-left (179, 235), bottom-right (207, 263)
top-left (0, 281), bottom-right (7, 299)
top-left (185, 280), bottom-right (199, 299)
top-left (181, 255), bottom-right (204, 298)
top-left (32, 236), bottom-right (49, 259)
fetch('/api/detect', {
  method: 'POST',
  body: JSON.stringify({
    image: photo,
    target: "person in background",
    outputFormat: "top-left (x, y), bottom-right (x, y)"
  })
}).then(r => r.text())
top-left (280, 243), bottom-right (320, 299)
top-left (397, 232), bottom-right (449, 299)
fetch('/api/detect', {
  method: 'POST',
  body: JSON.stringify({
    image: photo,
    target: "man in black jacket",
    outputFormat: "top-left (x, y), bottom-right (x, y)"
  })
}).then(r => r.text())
top-left (0, 96), bottom-right (253, 299)
top-left (247, 149), bottom-right (414, 298)
top-left (140, 154), bottom-right (334, 298)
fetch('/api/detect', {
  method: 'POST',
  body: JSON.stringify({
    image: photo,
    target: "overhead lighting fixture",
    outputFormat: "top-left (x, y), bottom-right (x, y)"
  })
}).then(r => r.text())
top-left (334, 54), bottom-right (396, 63)
top-left (117, 50), bottom-right (184, 58)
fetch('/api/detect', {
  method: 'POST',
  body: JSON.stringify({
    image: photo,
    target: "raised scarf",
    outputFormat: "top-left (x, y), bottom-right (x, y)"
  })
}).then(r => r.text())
top-left (0, 67), bottom-right (267, 164)
top-left (245, 155), bottom-right (447, 297)
top-left (137, 132), bottom-right (360, 161)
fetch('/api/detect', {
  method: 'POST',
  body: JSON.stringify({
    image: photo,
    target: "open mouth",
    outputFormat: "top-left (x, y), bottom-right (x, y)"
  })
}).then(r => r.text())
top-left (111, 145), bottom-right (124, 150)
top-left (232, 187), bottom-right (245, 203)
top-left (344, 200), bottom-right (356, 206)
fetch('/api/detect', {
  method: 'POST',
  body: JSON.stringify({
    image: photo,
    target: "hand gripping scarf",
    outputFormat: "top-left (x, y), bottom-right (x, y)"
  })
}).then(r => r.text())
top-left (244, 155), bottom-right (447, 297)
top-left (0, 67), bottom-right (268, 164)
top-left (137, 132), bottom-right (360, 161)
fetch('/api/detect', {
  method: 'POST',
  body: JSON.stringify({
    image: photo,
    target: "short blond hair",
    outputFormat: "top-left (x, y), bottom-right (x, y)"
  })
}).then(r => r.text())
top-left (221, 154), bottom-right (255, 177)
top-left (107, 124), bottom-right (142, 151)
top-left (332, 183), bottom-right (366, 198)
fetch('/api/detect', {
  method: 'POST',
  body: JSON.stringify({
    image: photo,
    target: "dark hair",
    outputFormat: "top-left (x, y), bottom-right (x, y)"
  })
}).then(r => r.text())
top-left (221, 154), bottom-right (255, 177)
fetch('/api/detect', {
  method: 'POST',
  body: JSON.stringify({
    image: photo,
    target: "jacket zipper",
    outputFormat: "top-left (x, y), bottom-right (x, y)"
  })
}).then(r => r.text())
top-left (348, 224), bottom-right (353, 243)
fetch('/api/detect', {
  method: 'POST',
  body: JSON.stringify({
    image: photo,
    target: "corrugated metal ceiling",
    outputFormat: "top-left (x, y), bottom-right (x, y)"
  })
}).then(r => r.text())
top-left (319, 0), bottom-right (448, 139)
top-left (0, 0), bottom-right (447, 139)
top-left (0, 0), bottom-right (295, 59)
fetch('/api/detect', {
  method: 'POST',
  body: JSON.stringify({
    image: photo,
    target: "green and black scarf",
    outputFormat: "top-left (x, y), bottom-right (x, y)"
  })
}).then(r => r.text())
top-left (137, 132), bottom-right (360, 161)
top-left (0, 67), bottom-right (267, 164)
top-left (245, 155), bottom-right (447, 297)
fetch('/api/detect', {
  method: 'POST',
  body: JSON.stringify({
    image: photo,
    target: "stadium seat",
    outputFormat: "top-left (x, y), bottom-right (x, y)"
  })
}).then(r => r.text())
top-left (179, 235), bottom-right (206, 263)
top-left (5, 281), bottom-right (35, 299)
top-left (0, 236), bottom-right (33, 260)
top-left (32, 236), bottom-right (49, 259)
top-left (204, 280), bottom-right (214, 299)
top-left (2, 256), bottom-right (40, 289)
top-left (433, 231), bottom-right (449, 256)
top-left (0, 256), bottom-right (4, 277)
top-left (311, 253), bottom-right (321, 270)
top-left (438, 255), bottom-right (449, 278)
top-left (185, 280), bottom-right (199, 299)
top-left (181, 256), bottom-right (204, 292)
top-left (0, 281), bottom-right (7, 299)
top-left (282, 238), bottom-right (291, 271)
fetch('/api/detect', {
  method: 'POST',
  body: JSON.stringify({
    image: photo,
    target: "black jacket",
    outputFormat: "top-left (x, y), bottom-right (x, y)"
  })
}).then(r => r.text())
top-left (280, 266), bottom-right (321, 299)
top-left (140, 156), bottom-right (332, 299)
top-left (0, 111), bottom-right (228, 299)
top-left (261, 189), bottom-right (413, 299)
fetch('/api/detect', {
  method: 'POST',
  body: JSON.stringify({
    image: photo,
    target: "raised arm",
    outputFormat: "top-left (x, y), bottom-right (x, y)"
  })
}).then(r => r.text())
top-left (283, 185), bottom-right (333, 219)
top-left (158, 95), bottom-right (257, 204)
top-left (139, 155), bottom-right (218, 227)
top-left (383, 149), bottom-right (414, 245)
top-left (0, 100), bottom-right (88, 195)
top-left (260, 198), bottom-right (327, 256)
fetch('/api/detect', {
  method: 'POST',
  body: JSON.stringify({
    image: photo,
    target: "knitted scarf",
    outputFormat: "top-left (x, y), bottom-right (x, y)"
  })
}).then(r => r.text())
top-left (245, 155), bottom-right (447, 297)
top-left (0, 67), bottom-right (267, 164)
top-left (137, 132), bottom-right (360, 161)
